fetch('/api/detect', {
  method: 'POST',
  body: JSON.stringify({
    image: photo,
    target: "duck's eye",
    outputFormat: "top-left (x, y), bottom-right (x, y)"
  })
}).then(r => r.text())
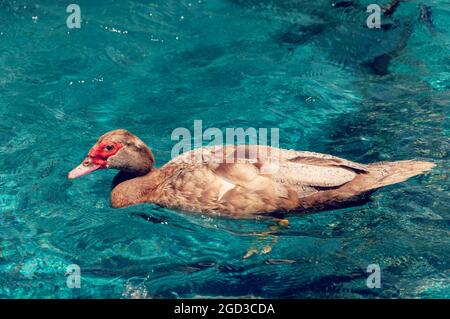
top-left (105, 145), bottom-right (114, 151)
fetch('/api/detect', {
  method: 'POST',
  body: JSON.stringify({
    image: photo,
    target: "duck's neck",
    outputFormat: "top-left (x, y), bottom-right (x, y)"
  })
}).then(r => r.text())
top-left (112, 171), bottom-right (147, 188)
top-left (110, 168), bottom-right (163, 208)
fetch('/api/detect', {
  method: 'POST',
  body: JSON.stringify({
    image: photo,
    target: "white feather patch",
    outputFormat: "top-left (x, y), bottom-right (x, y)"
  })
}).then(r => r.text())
top-left (217, 176), bottom-right (236, 200)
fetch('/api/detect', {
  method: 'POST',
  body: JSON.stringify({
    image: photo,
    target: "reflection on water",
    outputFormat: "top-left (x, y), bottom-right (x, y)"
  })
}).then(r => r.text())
top-left (0, 0), bottom-right (448, 298)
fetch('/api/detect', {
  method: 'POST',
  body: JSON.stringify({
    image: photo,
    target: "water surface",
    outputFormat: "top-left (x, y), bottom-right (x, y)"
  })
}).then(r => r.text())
top-left (0, 0), bottom-right (449, 298)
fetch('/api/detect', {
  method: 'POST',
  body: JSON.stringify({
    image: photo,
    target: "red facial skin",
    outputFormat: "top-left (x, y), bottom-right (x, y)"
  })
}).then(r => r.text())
top-left (88, 142), bottom-right (123, 168)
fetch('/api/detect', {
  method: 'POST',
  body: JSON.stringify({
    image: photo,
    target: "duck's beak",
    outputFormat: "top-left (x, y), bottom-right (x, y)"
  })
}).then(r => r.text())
top-left (68, 157), bottom-right (101, 179)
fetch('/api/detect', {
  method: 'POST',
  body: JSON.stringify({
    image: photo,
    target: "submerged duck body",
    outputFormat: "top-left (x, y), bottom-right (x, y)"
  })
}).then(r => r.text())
top-left (68, 129), bottom-right (435, 217)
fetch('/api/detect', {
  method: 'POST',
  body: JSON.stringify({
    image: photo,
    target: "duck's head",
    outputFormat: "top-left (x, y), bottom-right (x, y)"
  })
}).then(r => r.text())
top-left (68, 129), bottom-right (155, 179)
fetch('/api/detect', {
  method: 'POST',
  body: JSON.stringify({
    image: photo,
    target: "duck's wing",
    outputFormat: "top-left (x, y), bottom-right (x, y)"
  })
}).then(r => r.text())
top-left (169, 145), bottom-right (368, 188)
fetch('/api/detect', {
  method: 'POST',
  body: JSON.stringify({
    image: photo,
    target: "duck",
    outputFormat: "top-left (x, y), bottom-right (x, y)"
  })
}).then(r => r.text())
top-left (68, 129), bottom-right (435, 217)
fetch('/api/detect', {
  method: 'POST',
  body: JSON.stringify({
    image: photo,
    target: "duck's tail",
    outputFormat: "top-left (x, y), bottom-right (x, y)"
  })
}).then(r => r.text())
top-left (364, 160), bottom-right (435, 191)
top-left (292, 160), bottom-right (435, 214)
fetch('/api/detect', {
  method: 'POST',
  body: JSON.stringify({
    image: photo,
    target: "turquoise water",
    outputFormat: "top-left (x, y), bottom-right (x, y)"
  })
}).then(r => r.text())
top-left (0, 0), bottom-right (449, 298)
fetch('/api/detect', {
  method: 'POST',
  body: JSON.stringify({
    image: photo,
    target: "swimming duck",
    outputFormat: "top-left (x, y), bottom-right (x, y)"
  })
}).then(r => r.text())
top-left (68, 129), bottom-right (434, 217)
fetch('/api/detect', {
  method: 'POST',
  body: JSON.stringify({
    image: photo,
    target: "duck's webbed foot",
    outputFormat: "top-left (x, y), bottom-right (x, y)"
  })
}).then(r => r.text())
top-left (243, 217), bottom-right (290, 259)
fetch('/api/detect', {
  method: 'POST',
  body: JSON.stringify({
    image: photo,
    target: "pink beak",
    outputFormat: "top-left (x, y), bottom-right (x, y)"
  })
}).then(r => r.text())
top-left (68, 157), bottom-right (101, 179)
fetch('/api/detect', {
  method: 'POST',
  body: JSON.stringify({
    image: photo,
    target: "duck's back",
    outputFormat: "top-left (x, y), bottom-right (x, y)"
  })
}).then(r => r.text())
top-left (153, 146), bottom-right (367, 216)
